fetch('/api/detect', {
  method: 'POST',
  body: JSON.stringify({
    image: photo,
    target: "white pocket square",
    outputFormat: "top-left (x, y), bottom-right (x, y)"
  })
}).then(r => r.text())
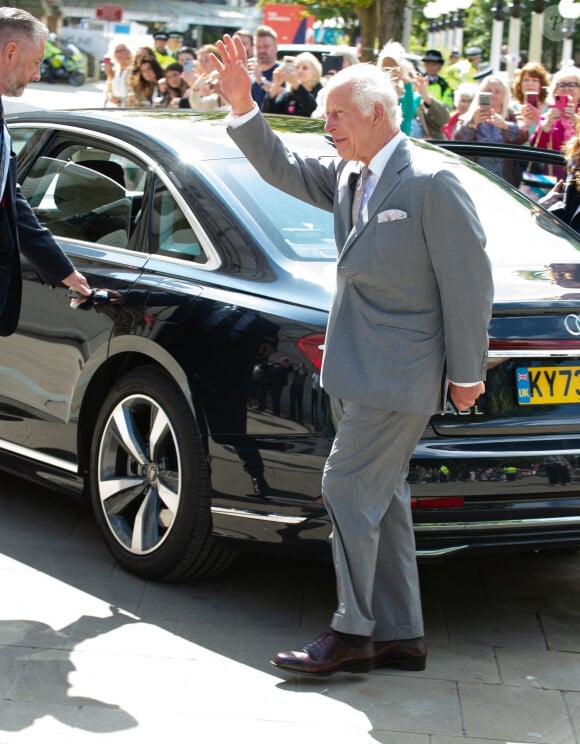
top-left (378, 209), bottom-right (408, 222)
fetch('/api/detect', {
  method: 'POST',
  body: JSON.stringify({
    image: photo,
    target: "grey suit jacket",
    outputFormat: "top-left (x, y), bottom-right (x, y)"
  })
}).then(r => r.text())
top-left (229, 112), bottom-right (493, 415)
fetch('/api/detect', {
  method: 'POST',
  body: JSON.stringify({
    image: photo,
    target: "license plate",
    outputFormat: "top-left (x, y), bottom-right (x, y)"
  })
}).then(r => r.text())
top-left (517, 366), bottom-right (580, 405)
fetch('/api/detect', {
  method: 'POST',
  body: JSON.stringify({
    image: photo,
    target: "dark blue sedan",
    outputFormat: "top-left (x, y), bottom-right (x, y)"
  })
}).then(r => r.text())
top-left (4, 109), bottom-right (580, 580)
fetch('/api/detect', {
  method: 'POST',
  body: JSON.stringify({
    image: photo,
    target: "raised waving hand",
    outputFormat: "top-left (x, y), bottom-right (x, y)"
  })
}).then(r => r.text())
top-left (211, 35), bottom-right (255, 116)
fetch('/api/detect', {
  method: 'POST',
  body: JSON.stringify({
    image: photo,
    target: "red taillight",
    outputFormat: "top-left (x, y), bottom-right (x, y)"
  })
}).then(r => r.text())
top-left (490, 339), bottom-right (580, 350)
top-left (411, 497), bottom-right (464, 509)
top-left (297, 333), bottom-right (325, 371)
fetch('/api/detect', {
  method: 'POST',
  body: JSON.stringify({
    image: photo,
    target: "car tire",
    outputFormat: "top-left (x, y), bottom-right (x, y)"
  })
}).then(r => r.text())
top-left (68, 71), bottom-right (86, 87)
top-left (89, 365), bottom-right (236, 580)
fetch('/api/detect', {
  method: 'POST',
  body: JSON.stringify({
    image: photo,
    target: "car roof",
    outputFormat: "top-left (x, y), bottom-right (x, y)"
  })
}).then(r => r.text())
top-left (8, 109), bottom-right (580, 307)
top-left (7, 108), bottom-right (333, 162)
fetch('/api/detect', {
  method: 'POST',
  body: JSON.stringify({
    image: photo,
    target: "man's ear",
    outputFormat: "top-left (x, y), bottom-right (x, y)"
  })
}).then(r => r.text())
top-left (2, 40), bottom-right (18, 66)
top-left (371, 101), bottom-right (385, 125)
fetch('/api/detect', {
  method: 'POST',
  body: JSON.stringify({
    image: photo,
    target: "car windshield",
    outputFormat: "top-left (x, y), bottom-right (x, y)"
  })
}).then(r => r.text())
top-left (210, 147), bottom-right (579, 287)
top-left (438, 157), bottom-right (580, 301)
top-left (213, 159), bottom-right (337, 262)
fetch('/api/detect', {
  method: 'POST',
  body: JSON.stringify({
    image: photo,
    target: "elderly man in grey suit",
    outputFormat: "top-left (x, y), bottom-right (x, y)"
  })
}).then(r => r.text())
top-left (212, 35), bottom-right (494, 676)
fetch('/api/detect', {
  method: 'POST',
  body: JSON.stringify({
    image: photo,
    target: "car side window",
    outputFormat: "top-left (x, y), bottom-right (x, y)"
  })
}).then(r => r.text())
top-left (149, 182), bottom-right (207, 264)
top-left (20, 146), bottom-right (146, 249)
top-left (8, 127), bottom-right (38, 156)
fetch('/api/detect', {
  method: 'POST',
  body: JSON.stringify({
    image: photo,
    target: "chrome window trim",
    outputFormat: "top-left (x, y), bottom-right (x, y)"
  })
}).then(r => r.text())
top-left (52, 240), bottom-right (151, 268)
top-left (0, 438), bottom-right (77, 473)
top-left (414, 515), bottom-right (580, 532)
top-left (8, 121), bottom-right (221, 271)
top-left (213, 508), bottom-right (580, 533)
top-left (488, 350), bottom-right (580, 358)
top-left (0, 438), bottom-right (310, 524)
top-left (211, 506), bottom-right (307, 525)
top-left (1, 440), bottom-right (578, 535)
top-left (416, 546), bottom-right (468, 556)
top-left (415, 435), bottom-right (580, 458)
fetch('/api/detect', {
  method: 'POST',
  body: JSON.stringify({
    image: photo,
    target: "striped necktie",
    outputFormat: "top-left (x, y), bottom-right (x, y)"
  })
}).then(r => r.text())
top-left (351, 165), bottom-right (370, 227)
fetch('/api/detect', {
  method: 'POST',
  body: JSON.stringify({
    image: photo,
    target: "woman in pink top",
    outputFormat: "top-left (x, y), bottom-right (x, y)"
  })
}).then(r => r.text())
top-left (530, 67), bottom-right (580, 180)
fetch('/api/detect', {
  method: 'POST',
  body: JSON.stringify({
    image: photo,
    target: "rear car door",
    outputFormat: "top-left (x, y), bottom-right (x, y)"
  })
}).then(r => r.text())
top-left (0, 125), bottom-right (150, 475)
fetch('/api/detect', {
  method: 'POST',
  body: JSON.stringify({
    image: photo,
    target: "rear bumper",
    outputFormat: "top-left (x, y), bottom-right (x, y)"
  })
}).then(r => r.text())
top-left (414, 514), bottom-right (580, 558)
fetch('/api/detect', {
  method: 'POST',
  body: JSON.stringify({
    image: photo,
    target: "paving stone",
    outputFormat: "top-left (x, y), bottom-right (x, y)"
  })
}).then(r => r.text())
top-left (433, 738), bottom-right (507, 744)
top-left (298, 675), bottom-right (462, 736)
top-left (372, 733), bottom-right (428, 744)
top-left (459, 681), bottom-right (575, 744)
top-left (0, 699), bottom-right (81, 744)
top-left (419, 560), bottom-right (489, 602)
top-left (497, 646), bottom-right (580, 691)
top-left (419, 641), bottom-right (500, 684)
top-left (540, 595), bottom-right (580, 652)
top-left (2, 475), bottom-right (580, 744)
top-left (444, 599), bottom-right (547, 648)
top-left (422, 599), bottom-right (448, 642)
top-left (564, 690), bottom-right (580, 732)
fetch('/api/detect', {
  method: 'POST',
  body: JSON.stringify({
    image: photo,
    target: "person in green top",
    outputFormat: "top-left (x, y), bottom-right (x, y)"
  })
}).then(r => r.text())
top-left (377, 41), bottom-right (449, 139)
top-left (377, 41), bottom-right (418, 136)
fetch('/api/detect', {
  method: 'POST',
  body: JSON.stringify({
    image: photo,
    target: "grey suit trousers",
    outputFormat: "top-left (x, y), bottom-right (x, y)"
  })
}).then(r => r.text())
top-left (323, 400), bottom-right (431, 640)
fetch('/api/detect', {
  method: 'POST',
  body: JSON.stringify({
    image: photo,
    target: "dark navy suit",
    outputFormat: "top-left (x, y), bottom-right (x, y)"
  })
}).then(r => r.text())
top-left (550, 179), bottom-right (580, 235)
top-left (0, 99), bottom-right (74, 336)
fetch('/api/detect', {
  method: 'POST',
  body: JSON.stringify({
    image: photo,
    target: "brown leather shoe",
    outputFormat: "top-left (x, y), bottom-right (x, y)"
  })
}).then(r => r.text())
top-left (373, 636), bottom-right (427, 671)
top-left (271, 631), bottom-right (374, 676)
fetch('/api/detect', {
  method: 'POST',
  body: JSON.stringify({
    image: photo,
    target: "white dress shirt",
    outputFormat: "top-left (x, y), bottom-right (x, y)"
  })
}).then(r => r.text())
top-left (358, 131), bottom-right (404, 223)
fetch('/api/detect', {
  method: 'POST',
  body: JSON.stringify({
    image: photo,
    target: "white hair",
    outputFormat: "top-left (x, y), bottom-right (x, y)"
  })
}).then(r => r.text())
top-left (295, 51), bottom-right (322, 84)
top-left (377, 40), bottom-right (405, 68)
top-left (453, 81), bottom-right (477, 107)
top-left (334, 45), bottom-right (359, 67)
top-left (311, 85), bottom-right (327, 119)
top-left (461, 74), bottom-right (511, 122)
top-left (548, 66), bottom-right (580, 103)
top-left (323, 62), bottom-right (402, 128)
top-left (376, 40), bottom-right (414, 78)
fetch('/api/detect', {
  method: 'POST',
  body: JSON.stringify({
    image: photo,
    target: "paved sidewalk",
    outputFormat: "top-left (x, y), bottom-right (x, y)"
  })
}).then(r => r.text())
top-left (4, 80), bottom-right (106, 114)
top-left (0, 472), bottom-right (579, 744)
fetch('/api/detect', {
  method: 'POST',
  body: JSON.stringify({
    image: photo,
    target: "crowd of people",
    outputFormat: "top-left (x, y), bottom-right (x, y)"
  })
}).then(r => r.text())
top-left (102, 26), bottom-right (580, 232)
top-left (103, 31), bottom-right (230, 110)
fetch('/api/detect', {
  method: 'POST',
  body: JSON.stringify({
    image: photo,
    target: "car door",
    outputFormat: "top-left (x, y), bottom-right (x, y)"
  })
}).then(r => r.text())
top-left (0, 126), bottom-right (150, 474)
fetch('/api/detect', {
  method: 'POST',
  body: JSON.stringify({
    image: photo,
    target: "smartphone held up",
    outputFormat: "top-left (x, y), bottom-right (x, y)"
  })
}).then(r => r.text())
top-left (525, 91), bottom-right (539, 108)
top-left (478, 91), bottom-right (491, 119)
top-left (478, 92), bottom-right (491, 109)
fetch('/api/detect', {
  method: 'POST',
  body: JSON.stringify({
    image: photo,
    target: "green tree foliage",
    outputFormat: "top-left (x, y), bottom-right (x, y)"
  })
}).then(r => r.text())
top-left (260, 0), bottom-right (433, 55)
top-left (264, 0), bottom-right (567, 68)
top-left (13, 0), bottom-right (63, 31)
top-left (13, 0), bottom-right (51, 17)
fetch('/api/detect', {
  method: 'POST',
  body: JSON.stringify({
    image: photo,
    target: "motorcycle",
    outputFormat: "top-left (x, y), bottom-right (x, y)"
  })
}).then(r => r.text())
top-left (40, 42), bottom-right (86, 87)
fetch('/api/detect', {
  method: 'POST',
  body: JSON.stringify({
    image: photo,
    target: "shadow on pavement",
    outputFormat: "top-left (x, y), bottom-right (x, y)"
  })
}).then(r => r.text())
top-left (1, 472), bottom-right (580, 742)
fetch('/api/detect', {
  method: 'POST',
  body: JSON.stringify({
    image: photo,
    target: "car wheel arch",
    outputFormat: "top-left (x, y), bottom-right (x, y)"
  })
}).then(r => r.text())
top-left (87, 363), bottom-right (235, 580)
top-left (76, 345), bottom-right (201, 478)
